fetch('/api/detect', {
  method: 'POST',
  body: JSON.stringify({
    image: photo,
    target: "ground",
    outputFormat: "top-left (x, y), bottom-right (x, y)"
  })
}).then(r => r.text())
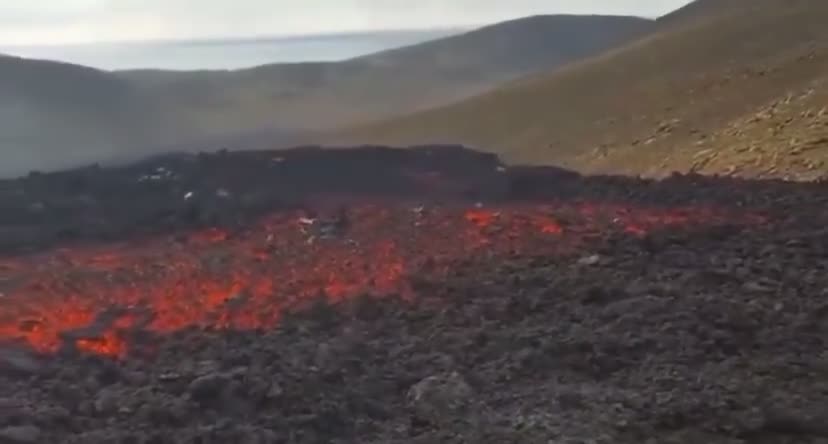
top-left (1, 146), bottom-right (827, 443)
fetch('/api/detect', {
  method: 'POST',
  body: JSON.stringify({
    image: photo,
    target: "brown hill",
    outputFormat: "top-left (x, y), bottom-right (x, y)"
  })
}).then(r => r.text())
top-left (336, 0), bottom-right (828, 180)
top-left (1, 15), bottom-right (653, 176)
top-left (119, 15), bottom-right (652, 138)
top-left (657, 0), bottom-right (747, 23)
top-left (656, 75), bottom-right (828, 180)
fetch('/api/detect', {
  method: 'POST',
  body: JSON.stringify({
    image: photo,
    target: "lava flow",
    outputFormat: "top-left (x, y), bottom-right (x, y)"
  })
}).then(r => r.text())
top-left (0, 200), bottom-right (763, 358)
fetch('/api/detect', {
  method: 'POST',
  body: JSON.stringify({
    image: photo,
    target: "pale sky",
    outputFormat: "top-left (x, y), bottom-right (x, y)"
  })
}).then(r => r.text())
top-left (1, 0), bottom-right (694, 46)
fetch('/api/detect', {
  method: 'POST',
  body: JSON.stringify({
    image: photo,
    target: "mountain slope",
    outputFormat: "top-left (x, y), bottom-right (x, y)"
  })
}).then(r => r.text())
top-left (1, 15), bottom-right (656, 176)
top-left (656, 0), bottom-right (741, 24)
top-left (0, 54), bottom-right (167, 176)
top-left (657, 74), bottom-right (828, 180)
top-left (337, 0), bottom-right (828, 179)
top-left (117, 15), bottom-right (653, 138)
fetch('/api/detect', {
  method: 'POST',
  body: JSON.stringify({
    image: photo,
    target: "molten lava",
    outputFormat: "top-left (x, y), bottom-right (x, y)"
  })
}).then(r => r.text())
top-left (0, 202), bottom-right (761, 357)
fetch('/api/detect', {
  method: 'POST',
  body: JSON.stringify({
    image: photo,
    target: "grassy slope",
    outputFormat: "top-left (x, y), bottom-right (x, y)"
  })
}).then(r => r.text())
top-left (337, 0), bottom-right (828, 180)
top-left (117, 15), bottom-right (653, 138)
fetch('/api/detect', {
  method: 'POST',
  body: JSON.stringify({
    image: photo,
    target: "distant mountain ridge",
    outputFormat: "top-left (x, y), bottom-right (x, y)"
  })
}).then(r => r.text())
top-left (118, 14), bottom-right (653, 134)
top-left (0, 13), bottom-right (654, 176)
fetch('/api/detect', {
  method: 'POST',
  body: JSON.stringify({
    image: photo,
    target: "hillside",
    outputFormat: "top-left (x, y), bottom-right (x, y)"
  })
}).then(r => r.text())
top-left (656, 0), bottom-right (744, 24)
top-left (0, 15), bottom-right (654, 175)
top-left (0, 55), bottom-right (167, 176)
top-left (656, 75), bottom-right (828, 180)
top-left (117, 15), bottom-right (653, 138)
top-left (337, 0), bottom-right (828, 180)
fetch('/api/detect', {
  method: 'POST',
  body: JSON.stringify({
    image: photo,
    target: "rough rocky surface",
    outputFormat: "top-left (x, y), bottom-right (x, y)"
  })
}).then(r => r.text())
top-left (1, 145), bottom-right (827, 443)
top-left (0, 145), bottom-right (508, 254)
top-left (655, 75), bottom-right (828, 180)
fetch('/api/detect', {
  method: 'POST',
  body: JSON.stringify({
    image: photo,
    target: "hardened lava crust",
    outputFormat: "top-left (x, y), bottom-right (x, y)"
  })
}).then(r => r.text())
top-left (1, 145), bottom-right (827, 444)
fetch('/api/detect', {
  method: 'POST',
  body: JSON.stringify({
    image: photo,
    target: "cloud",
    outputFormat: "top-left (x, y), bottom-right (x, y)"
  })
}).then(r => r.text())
top-left (0, 0), bottom-right (692, 45)
top-left (0, 1), bottom-right (107, 25)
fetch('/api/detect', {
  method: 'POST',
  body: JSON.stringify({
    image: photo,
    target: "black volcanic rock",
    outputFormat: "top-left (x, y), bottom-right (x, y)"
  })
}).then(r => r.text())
top-left (0, 145), bottom-right (827, 443)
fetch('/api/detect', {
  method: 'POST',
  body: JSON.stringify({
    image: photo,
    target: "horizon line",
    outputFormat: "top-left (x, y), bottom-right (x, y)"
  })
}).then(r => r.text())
top-left (0, 11), bottom-right (663, 49)
top-left (0, 25), bottom-right (473, 49)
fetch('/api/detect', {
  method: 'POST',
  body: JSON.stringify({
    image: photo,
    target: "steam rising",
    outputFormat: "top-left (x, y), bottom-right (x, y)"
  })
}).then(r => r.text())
top-left (0, 95), bottom-right (307, 178)
top-left (0, 98), bottom-right (129, 177)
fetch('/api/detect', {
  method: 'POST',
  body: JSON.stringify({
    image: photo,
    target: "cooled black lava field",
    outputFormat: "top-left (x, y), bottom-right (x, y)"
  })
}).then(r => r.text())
top-left (0, 146), bottom-right (827, 444)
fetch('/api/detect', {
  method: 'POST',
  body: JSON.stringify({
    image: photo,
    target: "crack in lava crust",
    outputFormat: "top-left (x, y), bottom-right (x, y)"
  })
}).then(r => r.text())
top-left (0, 201), bottom-right (762, 357)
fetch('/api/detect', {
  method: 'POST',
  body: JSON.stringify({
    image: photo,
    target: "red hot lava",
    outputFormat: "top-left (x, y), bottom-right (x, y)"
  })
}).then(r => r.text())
top-left (0, 202), bottom-right (761, 357)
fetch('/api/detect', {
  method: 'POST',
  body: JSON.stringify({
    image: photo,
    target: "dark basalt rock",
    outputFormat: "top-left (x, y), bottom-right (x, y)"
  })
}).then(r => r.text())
top-left (0, 145), bottom-right (827, 443)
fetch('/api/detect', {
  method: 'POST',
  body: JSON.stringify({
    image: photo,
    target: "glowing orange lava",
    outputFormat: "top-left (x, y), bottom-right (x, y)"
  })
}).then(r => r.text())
top-left (0, 202), bottom-right (763, 357)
